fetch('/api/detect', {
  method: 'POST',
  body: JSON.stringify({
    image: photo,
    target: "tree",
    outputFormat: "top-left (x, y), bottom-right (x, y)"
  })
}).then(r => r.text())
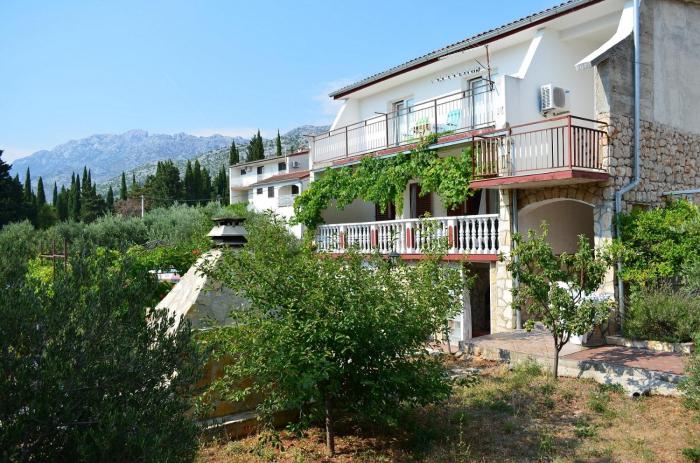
top-left (120, 172), bottom-right (128, 201)
top-left (275, 130), bottom-right (283, 157)
top-left (507, 224), bottom-right (613, 378)
top-left (143, 160), bottom-right (182, 207)
top-left (36, 177), bottom-right (46, 206)
top-left (70, 174), bottom-right (81, 221)
top-left (0, 249), bottom-right (201, 461)
top-left (52, 182), bottom-right (58, 207)
top-left (106, 186), bottom-right (114, 210)
top-left (0, 150), bottom-right (25, 227)
top-left (23, 167), bottom-right (33, 204)
top-left (246, 130), bottom-right (265, 161)
top-left (213, 165), bottom-right (228, 204)
top-left (56, 186), bottom-right (69, 221)
top-left (202, 213), bottom-right (462, 455)
top-left (229, 140), bottom-right (239, 165)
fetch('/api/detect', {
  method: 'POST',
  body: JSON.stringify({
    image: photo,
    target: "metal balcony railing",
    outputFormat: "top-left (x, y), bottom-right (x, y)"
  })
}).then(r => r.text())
top-left (472, 115), bottom-right (607, 178)
top-left (311, 85), bottom-right (494, 164)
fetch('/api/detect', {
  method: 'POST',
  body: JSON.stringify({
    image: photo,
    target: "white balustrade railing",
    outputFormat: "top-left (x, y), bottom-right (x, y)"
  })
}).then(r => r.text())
top-left (315, 214), bottom-right (499, 255)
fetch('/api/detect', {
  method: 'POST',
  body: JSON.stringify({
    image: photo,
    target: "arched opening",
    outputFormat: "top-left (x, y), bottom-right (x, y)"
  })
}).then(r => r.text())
top-left (518, 199), bottom-right (594, 254)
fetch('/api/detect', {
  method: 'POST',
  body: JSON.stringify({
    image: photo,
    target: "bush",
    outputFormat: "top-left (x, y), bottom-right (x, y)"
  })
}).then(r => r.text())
top-left (618, 200), bottom-right (700, 287)
top-left (625, 284), bottom-right (700, 343)
top-left (681, 334), bottom-right (700, 412)
top-left (0, 250), bottom-right (202, 461)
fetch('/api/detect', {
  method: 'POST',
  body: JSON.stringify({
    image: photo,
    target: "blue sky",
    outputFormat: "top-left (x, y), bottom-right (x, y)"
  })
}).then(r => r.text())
top-left (1, 0), bottom-right (559, 162)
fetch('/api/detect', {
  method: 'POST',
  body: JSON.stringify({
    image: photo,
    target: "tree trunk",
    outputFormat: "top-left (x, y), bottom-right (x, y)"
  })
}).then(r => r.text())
top-left (324, 393), bottom-right (335, 456)
top-left (553, 342), bottom-right (561, 378)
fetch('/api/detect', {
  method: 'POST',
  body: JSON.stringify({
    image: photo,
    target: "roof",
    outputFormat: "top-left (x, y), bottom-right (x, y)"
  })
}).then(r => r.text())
top-left (329, 0), bottom-right (603, 99)
top-left (249, 170), bottom-right (310, 187)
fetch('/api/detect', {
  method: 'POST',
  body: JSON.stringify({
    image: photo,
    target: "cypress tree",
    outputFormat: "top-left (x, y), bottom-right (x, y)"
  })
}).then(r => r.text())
top-left (229, 140), bottom-right (239, 165)
top-left (201, 167), bottom-right (212, 201)
top-left (192, 160), bottom-right (202, 200)
top-left (71, 174), bottom-right (81, 221)
top-left (52, 182), bottom-right (58, 207)
top-left (184, 161), bottom-right (194, 200)
top-left (275, 130), bottom-right (283, 157)
top-left (23, 168), bottom-right (33, 203)
top-left (131, 173), bottom-right (137, 191)
top-left (57, 186), bottom-right (69, 221)
top-left (36, 177), bottom-right (46, 206)
top-left (106, 186), bottom-right (114, 210)
top-left (247, 130), bottom-right (265, 161)
top-left (120, 172), bottom-right (128, 200)
top-left (82, 167), bottom-right (90, 194)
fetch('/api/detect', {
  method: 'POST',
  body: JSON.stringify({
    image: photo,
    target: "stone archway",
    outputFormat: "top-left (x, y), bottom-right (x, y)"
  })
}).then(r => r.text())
top-left (518, 198), bottom-right (595, 254)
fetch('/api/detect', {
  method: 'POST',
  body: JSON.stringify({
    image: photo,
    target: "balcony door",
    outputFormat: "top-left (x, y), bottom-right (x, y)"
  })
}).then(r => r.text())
top-left (447, 190), bottom-right (482, 216)
top-left (410, 183), bottom-right (432, 218)
top-left (392, 99), bottom-right (413, 145)
top-left (469, 77), bottom-right (490, 128)
top-left (375, 202), bottom-right (396, 221)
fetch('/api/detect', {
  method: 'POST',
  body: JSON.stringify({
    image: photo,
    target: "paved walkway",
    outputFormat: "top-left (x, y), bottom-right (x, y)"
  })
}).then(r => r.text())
top-left (461, 328), bottom-right (688, 395)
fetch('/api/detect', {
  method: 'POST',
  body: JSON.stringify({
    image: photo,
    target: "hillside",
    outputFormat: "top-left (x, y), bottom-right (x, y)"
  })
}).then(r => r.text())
top-left (95, 125), bottom-right (328, 195)
top-left (9, 126), bottom-right (328, 195)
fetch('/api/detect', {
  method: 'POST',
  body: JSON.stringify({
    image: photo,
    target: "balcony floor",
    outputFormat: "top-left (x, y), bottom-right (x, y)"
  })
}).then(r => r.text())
top-left (470, 169), bottom-right (610, 190)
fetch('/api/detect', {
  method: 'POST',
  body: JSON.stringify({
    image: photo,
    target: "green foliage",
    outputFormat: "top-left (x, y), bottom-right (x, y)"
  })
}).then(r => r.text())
top-left (624, 284), bottom-right (700, 343)
top-left (293, 136), bottom-right (474, 228)
top-left (617, 200), bottom-right (700, 287)
top-left (0, 221), bottom-right (38, 283)
top-left (275, 130), bottom-right (283, 157)
top-left (680, 334), bottom-right (700, 412)
top-left (0, 249), bottom-right (201, 462)
top-left (200, 213), bottom-right (464, 454)
top-left (508, 224), bottom-right (613, 377)
top-left (0, 151), bottom-right (26, 227)
top-left (229, 140), bottom-right (240, 165)
top-left (120, 171), bottom-right (128, 201)
top-left (247, 129), bottom-right (265, 161)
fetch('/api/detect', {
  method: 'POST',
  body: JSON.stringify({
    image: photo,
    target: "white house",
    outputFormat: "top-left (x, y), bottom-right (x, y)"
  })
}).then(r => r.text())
top-left (308, 0), bottom-right (700, 342)
top-left (229, 150), bottom-right (310, 238)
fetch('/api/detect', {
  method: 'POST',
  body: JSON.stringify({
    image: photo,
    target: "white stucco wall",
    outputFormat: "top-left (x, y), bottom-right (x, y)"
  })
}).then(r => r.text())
top-left (518, 199), bottom-right (594, 254)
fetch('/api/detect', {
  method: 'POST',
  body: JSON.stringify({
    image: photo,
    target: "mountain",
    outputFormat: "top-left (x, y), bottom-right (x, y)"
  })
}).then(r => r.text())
top-left (10, 126), bottom-right (329, 194)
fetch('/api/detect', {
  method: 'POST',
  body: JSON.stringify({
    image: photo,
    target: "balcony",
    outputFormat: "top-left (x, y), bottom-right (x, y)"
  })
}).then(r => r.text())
top-left (312, 86), bottom-right (494, 166)
top-left (316, 214), bottom-right (499, 260)
top-left (471, 115), bottom-right (609, 188)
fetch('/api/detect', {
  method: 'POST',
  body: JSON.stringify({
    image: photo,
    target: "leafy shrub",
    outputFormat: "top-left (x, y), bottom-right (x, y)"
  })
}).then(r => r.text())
top-left (0, 250), bottom-right (201, 462)
top-left (681, 334), bottom-right (700, 412)
top-left (618, 200), bottom-right (700, 287)
top-left (625, 284), bottom-right (700, 343)
top-left (0, 220), bottom-right (38, 283)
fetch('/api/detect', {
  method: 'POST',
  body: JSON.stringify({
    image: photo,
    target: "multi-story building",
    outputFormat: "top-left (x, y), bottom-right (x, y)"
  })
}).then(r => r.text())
top-left (308, 0), bottom-right (700, 342)
top-left (229, 150), bottom-right (310, 237)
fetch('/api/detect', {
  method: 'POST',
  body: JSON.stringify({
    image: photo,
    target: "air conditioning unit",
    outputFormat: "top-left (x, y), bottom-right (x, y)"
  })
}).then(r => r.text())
top-left (291, 161), bottom-right (300, 169)
top-left (540, 84), bottom-right (567, 115)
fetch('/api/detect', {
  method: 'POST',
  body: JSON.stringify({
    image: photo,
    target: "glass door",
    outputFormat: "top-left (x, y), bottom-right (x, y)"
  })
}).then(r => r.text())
top-left (469, 78), bottom-right (490, 128)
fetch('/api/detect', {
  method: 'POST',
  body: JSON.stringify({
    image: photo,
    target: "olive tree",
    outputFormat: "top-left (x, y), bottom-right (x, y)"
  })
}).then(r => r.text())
top-left (201, 213), bottom-right (464, 455)
top-left (507, 224), bottom-right (613, 378)
top-left (0, 248), bottom-right (202, 462)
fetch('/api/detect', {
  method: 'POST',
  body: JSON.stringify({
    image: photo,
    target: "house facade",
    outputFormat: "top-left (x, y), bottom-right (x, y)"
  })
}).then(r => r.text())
top-left (229, 150), bottom-right (310, 238)
top-left (308, 0), bottom-right (700, 342)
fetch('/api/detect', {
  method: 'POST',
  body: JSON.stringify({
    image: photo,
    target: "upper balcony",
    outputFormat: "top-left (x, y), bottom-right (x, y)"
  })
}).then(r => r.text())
top-left (470, 115), bottom-right (609, 189)
top-left (311, 85), bottom-right (494, 167)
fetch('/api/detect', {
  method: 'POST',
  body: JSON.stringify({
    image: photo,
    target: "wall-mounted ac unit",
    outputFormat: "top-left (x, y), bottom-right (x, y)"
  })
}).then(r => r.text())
top-left (291, 161), bottom-right (300, 168)
top-left (540, 84), bottom-right (567, 115)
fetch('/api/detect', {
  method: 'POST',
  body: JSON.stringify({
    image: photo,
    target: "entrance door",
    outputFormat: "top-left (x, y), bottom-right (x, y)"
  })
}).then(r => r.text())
top-left (469, 77), bottom-right (490, 128)
top-left (392, 100), bottom-right (406, 145)
top-left (409, 184), bottom-right (432, 218)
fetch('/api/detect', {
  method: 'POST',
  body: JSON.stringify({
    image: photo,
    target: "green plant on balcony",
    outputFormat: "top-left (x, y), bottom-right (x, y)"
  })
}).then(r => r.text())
top-left (294, 135), bottom-right (475, 228)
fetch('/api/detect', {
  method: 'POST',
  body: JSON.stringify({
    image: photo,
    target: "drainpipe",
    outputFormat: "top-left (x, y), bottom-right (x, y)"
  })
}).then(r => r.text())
top-left (511, 189), bottom-right (522, 330)
top-left (614, 0), bottom-right (642, 328)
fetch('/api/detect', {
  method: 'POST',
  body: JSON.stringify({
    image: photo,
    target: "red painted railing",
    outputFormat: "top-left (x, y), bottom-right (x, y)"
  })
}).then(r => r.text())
top-left (472, 115), bottom-right (607, 178)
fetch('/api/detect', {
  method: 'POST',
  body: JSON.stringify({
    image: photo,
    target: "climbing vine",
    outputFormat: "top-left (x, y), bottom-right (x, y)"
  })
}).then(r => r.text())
top-left (293, 135), bottom-right (475, 228)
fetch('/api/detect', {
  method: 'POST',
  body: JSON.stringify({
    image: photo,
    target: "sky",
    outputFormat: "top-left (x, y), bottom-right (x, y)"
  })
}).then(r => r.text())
top-left (0, 0), bottom-right (559, 162)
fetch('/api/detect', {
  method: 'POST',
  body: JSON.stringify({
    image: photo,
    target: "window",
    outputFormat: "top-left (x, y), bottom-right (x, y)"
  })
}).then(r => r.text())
top-left (267, 186), bottom-right (275, 198)
top-left (291, 185), bottom-right (300, 195)
top-left (278, 162), bottom-right (287, 172)
top-left (257, 166), bottom-right (264, 175)
top-left (240, 169), bottom-right (246, 176)
top-left (256, 188), bottom-right (263, 195)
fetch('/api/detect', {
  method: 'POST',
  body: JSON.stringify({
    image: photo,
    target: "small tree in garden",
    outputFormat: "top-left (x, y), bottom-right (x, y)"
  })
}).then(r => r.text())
top-left (200, 213), bottom-right (464, 455)
top-left (507, 224), bottom-right (613, 378)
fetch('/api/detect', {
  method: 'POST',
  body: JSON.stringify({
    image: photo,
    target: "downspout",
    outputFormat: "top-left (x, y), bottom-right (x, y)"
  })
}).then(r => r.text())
top-left (614, 0), bottom-right (641, 328)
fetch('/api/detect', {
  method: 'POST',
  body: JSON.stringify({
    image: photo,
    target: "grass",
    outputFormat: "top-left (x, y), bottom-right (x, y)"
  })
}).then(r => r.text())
top-left (197, 358), bottom-right (700, 462)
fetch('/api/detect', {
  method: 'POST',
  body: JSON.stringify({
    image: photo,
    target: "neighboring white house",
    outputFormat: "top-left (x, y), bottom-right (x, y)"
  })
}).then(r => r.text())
top-left (308, 0), bottom-right (700, 342)
top-left (229, 150), bottom-right (310, 238)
